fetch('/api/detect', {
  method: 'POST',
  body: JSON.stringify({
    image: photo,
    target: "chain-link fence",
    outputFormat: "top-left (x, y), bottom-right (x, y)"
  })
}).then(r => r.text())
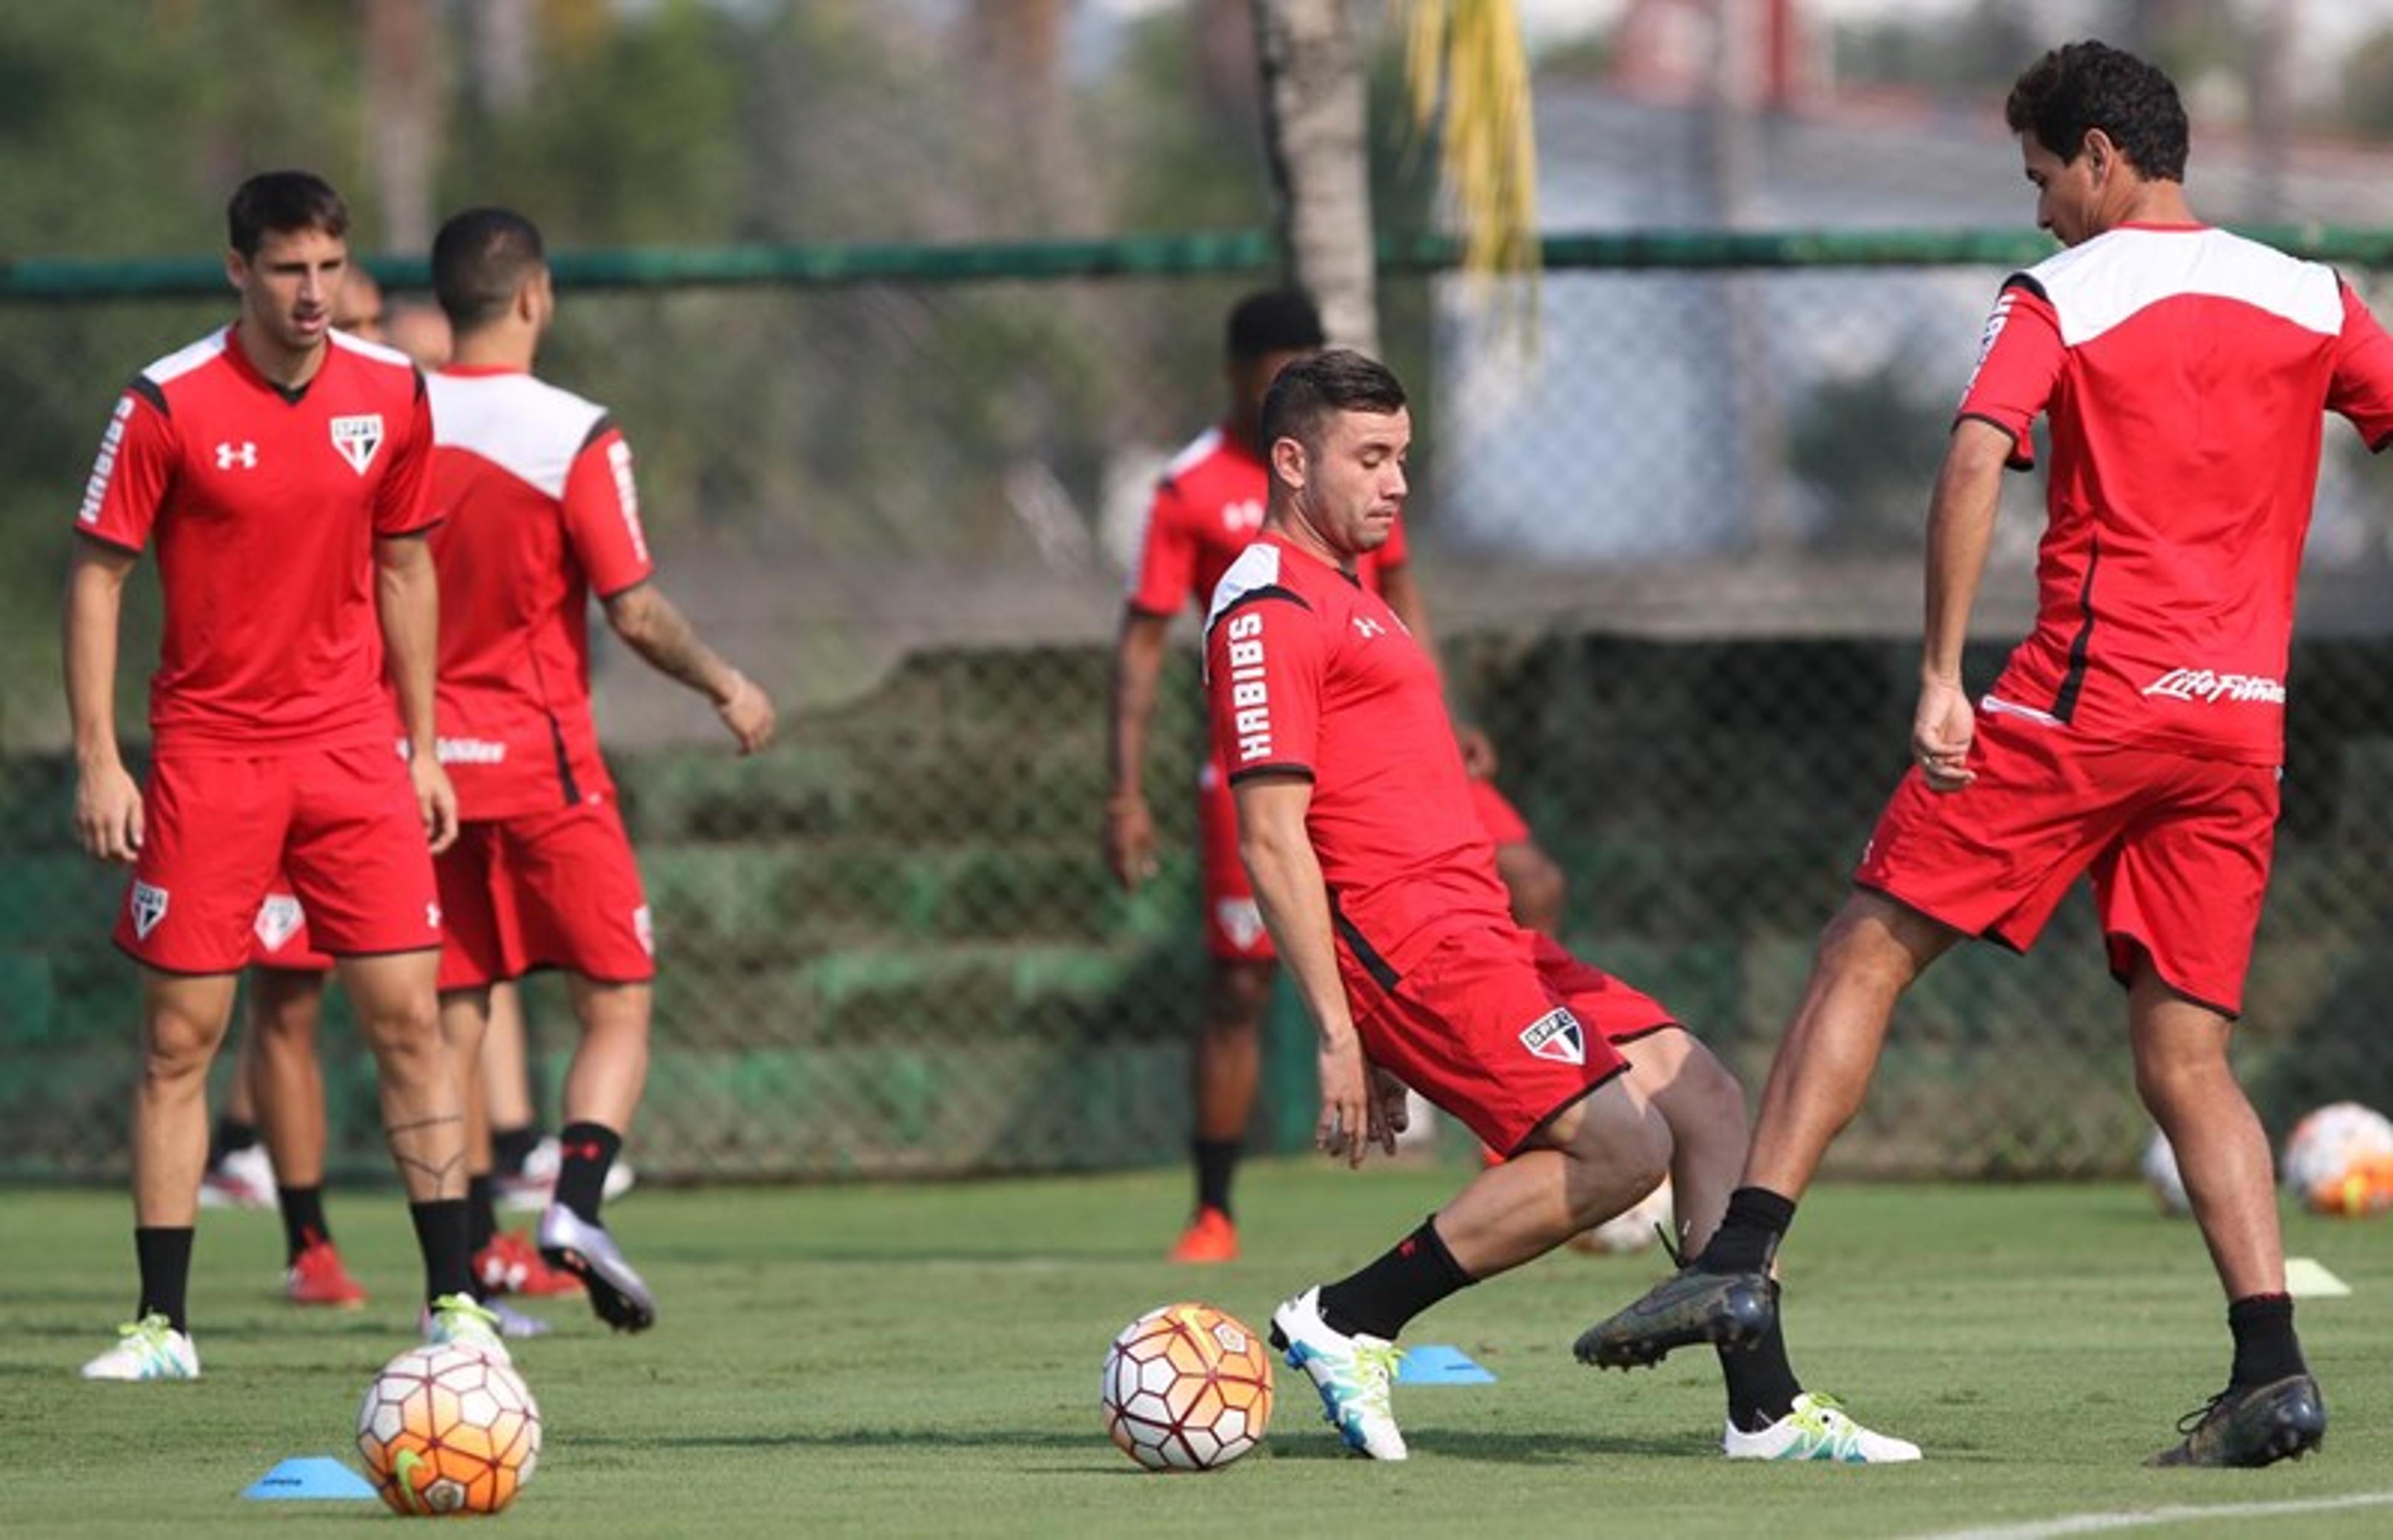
top-left (7, 237), bottom-right (2393, 1184)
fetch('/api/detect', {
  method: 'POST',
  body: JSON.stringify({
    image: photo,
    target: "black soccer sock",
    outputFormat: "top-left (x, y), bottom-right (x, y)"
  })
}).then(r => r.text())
top-left (1193, 1139), bottom-right (1239, 1218)
top-left (491, 1123), bottom-right (541, 1179)
top-left (409, 1199), bottom-right (475, 1304)
top-left (135, 1226), bottom-right (195, 1333)
top-left (1316, 1217), bottom-right (1476, 1341)
top-left (1721, 1284), bottom-right (1803, 1432)
top-left (277, 1185), bottom-right (332, 1264)
top-left (467, 1174), bottom-right (500, 1255)
top-left (209, 1115), bottom-right (259, 1165)
top-left (552, 1121), bottom-right (621, 1226)
top-left (1698, 1186), bottom-right (1797, 1275)
top-left (2227, 1293), bottom-right (2306, 1387)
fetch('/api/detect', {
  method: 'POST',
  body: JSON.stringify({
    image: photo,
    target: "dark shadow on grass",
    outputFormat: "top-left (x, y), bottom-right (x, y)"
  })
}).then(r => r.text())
top-left (564, 1425), bottom-right (1719, 1465)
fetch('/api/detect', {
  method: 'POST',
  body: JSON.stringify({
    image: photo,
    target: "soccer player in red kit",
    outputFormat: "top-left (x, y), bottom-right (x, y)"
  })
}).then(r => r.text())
top-left (1582, 42), bottom-right (2393, 1468)
top-left (1205, 350), bottom-right (1916, 1462)
top-left (423, 207), bottom-right (776, 1333)
top-left (65, 171), bottom-right (500, 1381)
top-left (1108, 290), bottom-right (1560, 1264)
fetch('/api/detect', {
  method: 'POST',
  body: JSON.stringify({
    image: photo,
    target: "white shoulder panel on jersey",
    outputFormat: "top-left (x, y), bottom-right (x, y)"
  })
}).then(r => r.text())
top-left (140, 328), bottom-right (232, 389)
top-left (1162, 425), bottom-right (1225, 483)
top-left (1203, 540), bottom-right (1285, 637)
top-left (2030, 227), bottom-right (2343, 349)
top-left (426, 371), bottom-right (609, 501)
top-left (327, 327), bottom-right (421, 372)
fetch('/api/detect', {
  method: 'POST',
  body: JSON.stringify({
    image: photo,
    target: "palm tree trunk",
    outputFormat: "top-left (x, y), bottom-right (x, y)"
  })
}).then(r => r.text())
top-left (1252, 0), bottom-right (1380, 354)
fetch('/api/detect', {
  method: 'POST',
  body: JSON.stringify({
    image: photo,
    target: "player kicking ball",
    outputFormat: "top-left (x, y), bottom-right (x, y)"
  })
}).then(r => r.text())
top-left (418, 207), bottom-right (776, 1333)
top-left (1202, 350), bottom-right (1915, 1462)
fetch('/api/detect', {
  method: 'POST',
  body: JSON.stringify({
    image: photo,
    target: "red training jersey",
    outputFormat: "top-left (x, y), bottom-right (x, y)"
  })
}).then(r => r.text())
top-left (424, 366), bottom-right (656, 819)
top-left (1957, 225), bottom-right (2393, 763)
top-left (75, 326), bottom-right (436, 752)
top-left (1127, 422), bottom-right (1410, 620)
top-left (1202, 533), bottom-right (1508, 981)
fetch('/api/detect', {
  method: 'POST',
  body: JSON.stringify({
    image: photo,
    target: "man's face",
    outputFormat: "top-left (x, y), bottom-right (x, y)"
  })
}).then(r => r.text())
top-left (229, 226), bottom-right (349, 353)
top-left (2020, 131), bottom-right (2103, 247)
top-left (1291, 405), bottom-right (1411, 558)
top-left (334, 267), bottom-right (385, 341)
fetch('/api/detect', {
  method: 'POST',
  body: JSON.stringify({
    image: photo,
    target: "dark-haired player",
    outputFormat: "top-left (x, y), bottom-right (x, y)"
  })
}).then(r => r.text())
top-left (1580, 40), bottom-right (2393, 1468)
top-left (422, 206), bottom-right (776, 1333)
top-left (1210, 350), bottom-right (1915, 1463)
top-left (1107, 290), bottom-right (1557, 1264)
top-left (68, 170), bottom-right (500, 1379)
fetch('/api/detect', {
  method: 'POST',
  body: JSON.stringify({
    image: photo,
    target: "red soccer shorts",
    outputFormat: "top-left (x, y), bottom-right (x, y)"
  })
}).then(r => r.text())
top-left (1197, 753), bottom-right (1274, 961)
top-left (115, 743), bottom-right (442, 974)
top-left (251, 880), bottom-right (335, 973)
top-left (435, 793), bottom-right (655, 992)
top-left (1855, 704), bottom-right (2279, 1016)
top-left (1340, 921), bottom-right (1678, 1156)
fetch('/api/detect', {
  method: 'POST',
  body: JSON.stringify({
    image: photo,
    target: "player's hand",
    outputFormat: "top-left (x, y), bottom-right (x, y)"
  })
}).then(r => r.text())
top-left (412, 756), bottom-right (460, 854)
top-left (1366, 1065), bottom-right (1410, 1157)
top-left (73, 758), bottom-right (144, 863)
top-left (717, 670), bottom-right (776, 755)
top-left (1456, 725), bottom-right (1498, 781)
top-left (1103, 795), bottom-right (1158, 891)
top-left (1912, 676), bottom-right (1977, 792)
top-left (1316, 1027), bottom-right (1373, 1168)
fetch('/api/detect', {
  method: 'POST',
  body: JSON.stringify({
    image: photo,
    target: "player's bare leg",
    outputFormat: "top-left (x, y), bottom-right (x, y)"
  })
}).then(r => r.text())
top-left (1579, 893), bottom-right (1956, 1371)
top-left (81, 971), bottom-right (239, 1380)
top-left (442, 986), bottom-right (564, 1334)
top-left (2130, 961), bottom-right (2323, 1465)
top-left (249, 967), bottom-right (366, 1306)
top-left (537, 977), bottom-right (657, 1331)
top-left (1175, 956), bottom-right (1271, 1262)
top-left (200, 1025), bottom-right (275, 1209)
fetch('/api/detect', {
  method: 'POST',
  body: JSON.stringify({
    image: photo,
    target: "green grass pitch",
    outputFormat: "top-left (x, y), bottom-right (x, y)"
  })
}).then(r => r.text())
top-left (2, 1166), bottom-right (2389, 1537)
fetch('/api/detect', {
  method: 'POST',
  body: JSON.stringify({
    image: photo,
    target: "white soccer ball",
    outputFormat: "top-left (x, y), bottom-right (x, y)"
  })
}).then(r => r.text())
top-left (2281, 1102), bottom-right (2393, 1218)
top-left (2141, 1126), bottom-right (2192, 1217)
top-left (1570, 1176), bottom-right (1675, 1255)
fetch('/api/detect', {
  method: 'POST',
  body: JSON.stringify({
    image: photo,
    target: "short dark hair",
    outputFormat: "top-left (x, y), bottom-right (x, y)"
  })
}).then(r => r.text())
top-left (432, 207), bottom-right (547, 333)
top-left (1227, 288), bottom-right (1326, 362)
top-left (2005, 40), bottom-right (2188, 182)
top-left (226, 171), bottom-right (348, 259)
top-left (1260, 348), bottom-right (1407, 462)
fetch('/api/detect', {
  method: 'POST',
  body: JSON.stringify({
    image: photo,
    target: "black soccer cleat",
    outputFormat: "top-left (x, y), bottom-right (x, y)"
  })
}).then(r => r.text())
top-left (2146, 1374), bottom-right (2326, 1468)
top-left (1574, 1266), bottom-right (1775, 1369)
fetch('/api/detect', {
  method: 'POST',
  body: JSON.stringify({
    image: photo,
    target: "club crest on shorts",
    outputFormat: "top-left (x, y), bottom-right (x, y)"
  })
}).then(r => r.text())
top-left (130, 881), bottom-right (170, 940)
top-left (329, 413), bottom-right (385, 475)
top-left (1518, 1007), bottom-right (1585, 1066)
top-left (254, 893), bottom-right (304, 952)
top-left (634, 904), bottom-right (654, 958)
top-left (1215, 898), bottom-right (1266, 953)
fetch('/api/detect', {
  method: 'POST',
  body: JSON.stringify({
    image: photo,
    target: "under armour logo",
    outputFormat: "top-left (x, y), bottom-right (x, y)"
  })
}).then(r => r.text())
top-left (1353, 616), bottom-right (1386, 640)
top-left (214, 441), bottom-right (257, 470)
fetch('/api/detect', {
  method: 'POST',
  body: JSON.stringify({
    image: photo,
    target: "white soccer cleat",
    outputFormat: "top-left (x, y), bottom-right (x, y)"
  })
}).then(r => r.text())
top-left (488, 1298), bottom-right (553, 1340)
top-left (497, 1135), bottom-right (635, 1213)
top-left (423, 1293), bottom-right (513, 1366)
top-left (538, 1204), bottom-right (657, 1333)
top-left (80, 1315), bottom-right (200, 1382)
top-left (1724, 1392), bottom-right (1921, 1463)
top-left (198, 1143), bottom-right (276, 1210)
top-left (1268, 1286), bottom-right (1408, 1460)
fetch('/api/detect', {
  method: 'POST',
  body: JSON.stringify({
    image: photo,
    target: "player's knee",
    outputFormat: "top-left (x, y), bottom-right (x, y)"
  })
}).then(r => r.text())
top-left (141, 1010), bottom-right (227, 1082)
top-left (1556, 1086), bottom-right (1672, 1220)
top-left (1204, 961), bottom-right (1273, 1030)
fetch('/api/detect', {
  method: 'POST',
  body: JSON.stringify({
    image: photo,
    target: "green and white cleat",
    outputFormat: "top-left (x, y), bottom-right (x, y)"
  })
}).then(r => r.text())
top-left (1268, 1286), bottom-right (1408, 1460)
top-left (423, 1293), bottom-right (512, 1366)
top-left (1724, 1392), bottom-right (1921, 1463)
top-left (80, 1314), bottom-right (200, 1382)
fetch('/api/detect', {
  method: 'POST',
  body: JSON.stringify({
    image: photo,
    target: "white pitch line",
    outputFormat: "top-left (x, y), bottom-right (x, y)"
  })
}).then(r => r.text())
top-left (1911, 1490), bottom-right (2393, 1540)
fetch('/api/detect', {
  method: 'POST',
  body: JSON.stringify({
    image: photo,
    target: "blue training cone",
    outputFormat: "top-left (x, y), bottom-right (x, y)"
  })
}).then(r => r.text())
top-left (241, 1455), bottom-right (378, 1501)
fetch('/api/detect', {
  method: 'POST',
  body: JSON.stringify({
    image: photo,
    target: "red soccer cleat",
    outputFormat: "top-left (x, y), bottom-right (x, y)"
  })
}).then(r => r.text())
top-left (1167, 1205), bottom-right (1240, 1265)
top-left (475, 1227), bottom-right (585, 1297)
top-left (284, 1237), bottom-right (368, 1308)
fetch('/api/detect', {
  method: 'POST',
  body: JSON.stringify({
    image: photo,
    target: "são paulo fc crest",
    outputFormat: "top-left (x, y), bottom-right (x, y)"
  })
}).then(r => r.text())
top-left (634, 905), bottom-right (654, 958)
top-left (254, 894), bottom-right (304, 952)
top-left (329, 413), bottom-right (385, 475)
top-left (130, 881), bottom-right (170, 940)
top-left (1518, 1007), bottom-right (1586, 1066)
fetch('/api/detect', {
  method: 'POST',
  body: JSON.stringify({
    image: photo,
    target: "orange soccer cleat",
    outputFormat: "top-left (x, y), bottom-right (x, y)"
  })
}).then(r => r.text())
top-left (1168, 1205), bottom-right (1240, 1265)
top-left (285, 1237), bottom-right (369, 1308)
top-left (474, 1228), bottom-right (584, 1298)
